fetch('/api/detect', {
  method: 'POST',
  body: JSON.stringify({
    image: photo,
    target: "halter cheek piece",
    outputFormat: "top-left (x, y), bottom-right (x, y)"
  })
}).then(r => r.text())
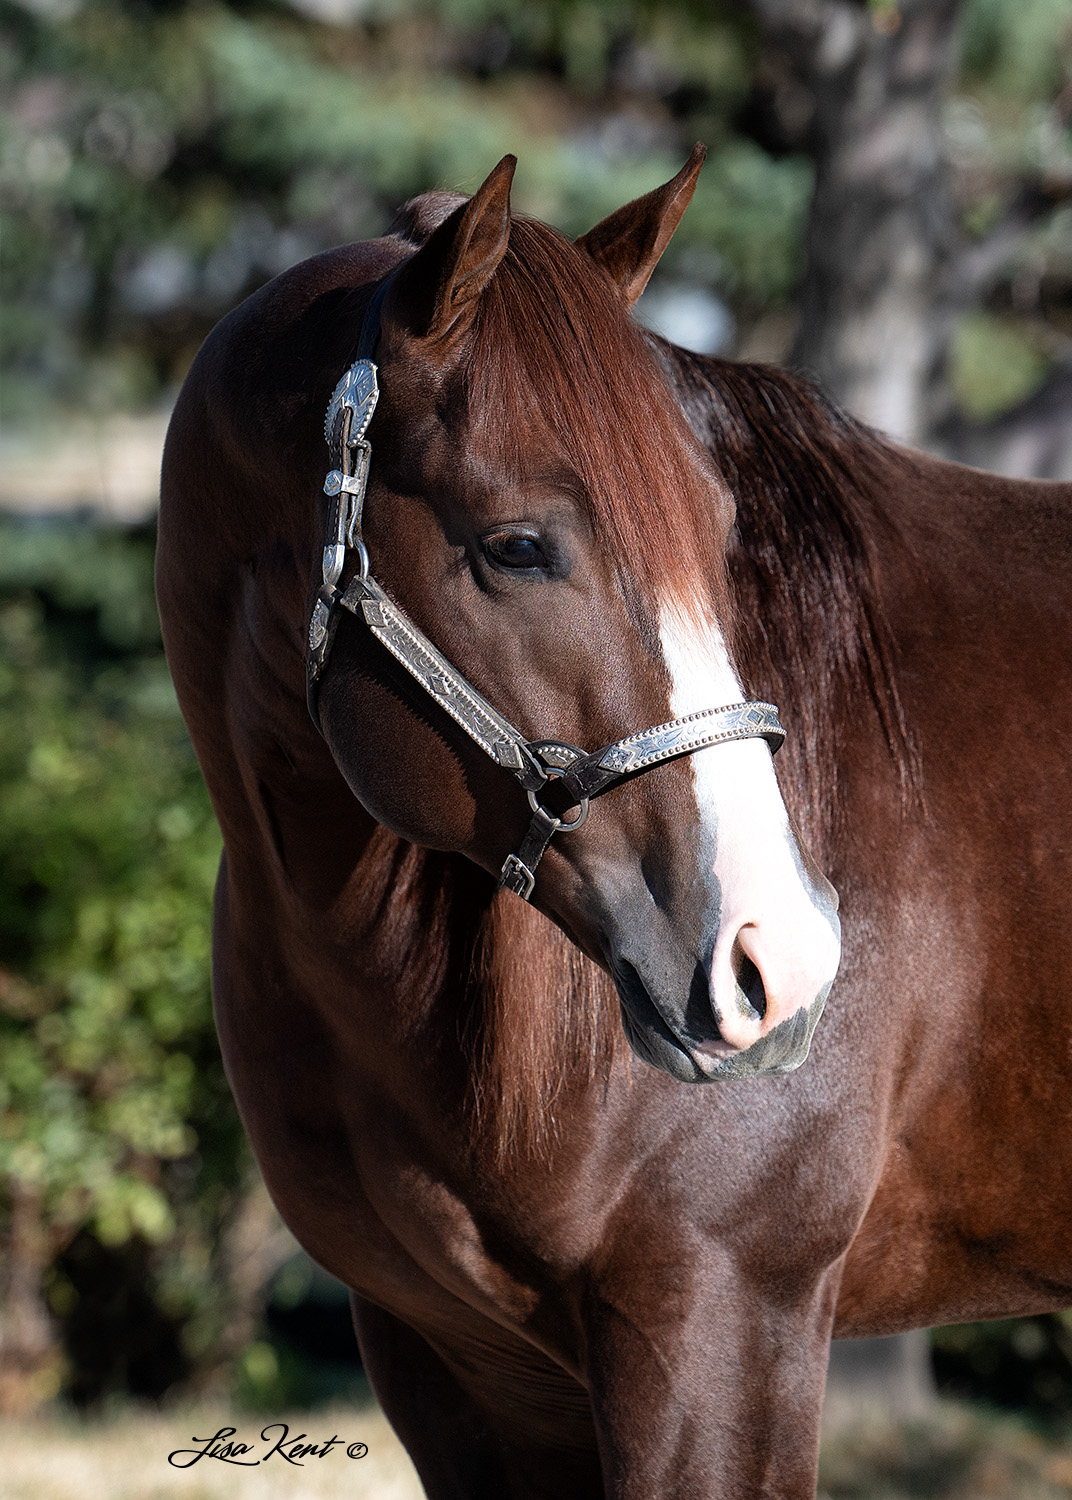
top-left (307, 276), bottom-right (785, 901)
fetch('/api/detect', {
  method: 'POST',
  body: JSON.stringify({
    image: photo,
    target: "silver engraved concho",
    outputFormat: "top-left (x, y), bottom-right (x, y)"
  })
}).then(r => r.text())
top-left (325, 360), bottom-right (379, 447)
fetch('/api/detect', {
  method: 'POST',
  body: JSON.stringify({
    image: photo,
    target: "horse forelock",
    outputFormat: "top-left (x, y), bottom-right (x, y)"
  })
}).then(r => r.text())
top-left (463, 215), bottom-right (734, 635)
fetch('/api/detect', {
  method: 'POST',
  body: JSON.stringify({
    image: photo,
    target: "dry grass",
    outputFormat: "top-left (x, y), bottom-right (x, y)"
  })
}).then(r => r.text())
top-left (2, 1397), bottom-right (1072, 1499)
top-left (0, 1400), bottom-right (423, 1500)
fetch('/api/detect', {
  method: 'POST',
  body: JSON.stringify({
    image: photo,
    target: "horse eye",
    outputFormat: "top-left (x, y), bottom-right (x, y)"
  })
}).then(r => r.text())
top-left (483, 533), bottom-right (548, 571)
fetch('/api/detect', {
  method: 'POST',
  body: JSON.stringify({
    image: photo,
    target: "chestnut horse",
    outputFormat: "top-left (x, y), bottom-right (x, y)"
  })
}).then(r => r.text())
top-left (157, 149), bottom-right (1072, 1498)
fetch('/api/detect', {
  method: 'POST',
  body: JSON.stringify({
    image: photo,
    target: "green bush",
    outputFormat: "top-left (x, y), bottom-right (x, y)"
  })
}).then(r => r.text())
top-left (0, 517), bottom-right (245, 1404)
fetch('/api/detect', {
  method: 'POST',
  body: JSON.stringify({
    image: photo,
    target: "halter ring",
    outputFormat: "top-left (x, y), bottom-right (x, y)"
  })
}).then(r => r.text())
top-left (527, 782), bottom-right (590, 832)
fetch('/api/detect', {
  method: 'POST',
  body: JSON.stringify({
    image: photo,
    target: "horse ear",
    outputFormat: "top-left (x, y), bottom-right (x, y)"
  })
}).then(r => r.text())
top-left (577, 144), bottom-right (706, 307)
top-left (387, 155), bottom-right (516, 342)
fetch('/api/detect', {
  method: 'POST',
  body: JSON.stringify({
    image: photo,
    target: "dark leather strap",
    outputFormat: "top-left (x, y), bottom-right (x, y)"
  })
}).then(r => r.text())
top-left (356, 273), bottom-right (394, 361)
top-left (307, 272), bottom-right (397, 731)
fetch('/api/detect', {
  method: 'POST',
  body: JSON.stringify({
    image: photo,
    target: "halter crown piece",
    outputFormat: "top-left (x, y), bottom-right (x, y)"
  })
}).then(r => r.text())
top-left (307, 278), bottom-right (786, 900)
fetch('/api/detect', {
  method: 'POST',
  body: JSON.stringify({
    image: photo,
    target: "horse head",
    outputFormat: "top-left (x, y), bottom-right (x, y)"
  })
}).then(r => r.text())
top-left (312, 151), bottom-right (841, 1084)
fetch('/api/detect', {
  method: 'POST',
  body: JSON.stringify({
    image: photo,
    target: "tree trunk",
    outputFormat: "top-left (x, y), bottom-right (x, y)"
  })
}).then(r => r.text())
top-left (752, 0), bottom-right (965, 442)
top-left (0, 1184), bottom-right (62, 1413)
top-left (825, 1329), bottom-right (936, 1429)
top-left (193, 1170), bottom-right (299, 1397)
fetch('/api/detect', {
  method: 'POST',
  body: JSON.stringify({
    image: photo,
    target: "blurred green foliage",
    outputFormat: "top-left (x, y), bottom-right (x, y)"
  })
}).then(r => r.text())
top-left (0, 517), bottom-right (246, 1399)
top-left (3, 0), bottom-right (1070, 425)
top-left (933, 1315), bottom-right (1072, 1428)
top-left (959, 0), bottom-right (1072, 100)
top-left (949, 0), bottom-right (1072, 418)
top-left (950, 310), bottom-right (1052, 418)
top-left (0, 0), bottom-right (808, 421)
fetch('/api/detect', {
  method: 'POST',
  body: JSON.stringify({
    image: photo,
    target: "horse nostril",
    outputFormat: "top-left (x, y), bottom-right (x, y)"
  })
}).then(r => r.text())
top-left (733, 950), bottom-right (766, 1022)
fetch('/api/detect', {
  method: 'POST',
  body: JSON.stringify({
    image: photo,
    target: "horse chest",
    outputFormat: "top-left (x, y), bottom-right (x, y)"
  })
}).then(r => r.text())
top-left (221, 1000), bottom-right (585, 1346)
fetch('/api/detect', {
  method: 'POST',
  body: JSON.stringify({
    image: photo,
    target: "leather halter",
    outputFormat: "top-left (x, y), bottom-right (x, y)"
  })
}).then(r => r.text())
top-left (307, 275), bottom-right (785, 900)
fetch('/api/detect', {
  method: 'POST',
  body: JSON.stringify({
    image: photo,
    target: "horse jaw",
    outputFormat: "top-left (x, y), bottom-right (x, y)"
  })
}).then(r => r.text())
top-left (610, 605), bottom-right (841, 1083)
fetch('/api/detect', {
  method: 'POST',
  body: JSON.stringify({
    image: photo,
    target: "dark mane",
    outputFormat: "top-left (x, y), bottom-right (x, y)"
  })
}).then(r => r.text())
top-left (387, 189), bottom-right (467, 244)
top-left (650, 342), bottom-right (922, 850)
top-left (466, 894), bottom-right (621, 1168)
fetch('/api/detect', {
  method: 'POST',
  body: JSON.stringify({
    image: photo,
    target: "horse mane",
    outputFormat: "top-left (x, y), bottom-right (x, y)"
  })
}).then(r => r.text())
top-left (343, 825), bottom-right (619, 1168)
top-left (466, 895), bottom-right (622, 1169)
top-left (387, 189), bottom-right (467, 244)
top-left (649, 341), bottom-right (922, 852)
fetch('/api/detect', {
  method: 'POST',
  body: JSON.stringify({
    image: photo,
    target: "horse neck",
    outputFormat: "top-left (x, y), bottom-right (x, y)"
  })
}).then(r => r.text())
top-left (159, 243), bottom-right (414, 880)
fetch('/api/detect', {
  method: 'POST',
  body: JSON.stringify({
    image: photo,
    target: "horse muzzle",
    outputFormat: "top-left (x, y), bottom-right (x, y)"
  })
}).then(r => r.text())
top-left (608, 889), bottom-right (841, 1084)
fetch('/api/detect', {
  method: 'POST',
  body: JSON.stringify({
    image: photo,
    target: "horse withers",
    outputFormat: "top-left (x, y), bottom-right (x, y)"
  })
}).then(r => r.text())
top-left (157, 149), bottom-right (1072, 1498)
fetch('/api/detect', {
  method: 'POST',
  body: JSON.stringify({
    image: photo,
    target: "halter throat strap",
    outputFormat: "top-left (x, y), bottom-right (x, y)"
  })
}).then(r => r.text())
top-left (306, 290), bottom-right (785, 901)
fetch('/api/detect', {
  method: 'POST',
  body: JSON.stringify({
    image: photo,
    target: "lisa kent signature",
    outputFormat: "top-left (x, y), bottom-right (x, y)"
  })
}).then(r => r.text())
top-left (168, 1423), bottom-right (369, 1468)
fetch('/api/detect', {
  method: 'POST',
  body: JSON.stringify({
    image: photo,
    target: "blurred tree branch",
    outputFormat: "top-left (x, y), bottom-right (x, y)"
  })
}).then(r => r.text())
top-left (953, 167), bottom-right (1072, 298)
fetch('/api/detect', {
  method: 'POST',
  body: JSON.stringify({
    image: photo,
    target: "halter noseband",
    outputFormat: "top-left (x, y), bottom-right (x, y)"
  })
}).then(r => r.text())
top-left (306, 276), bottom-right (785, 901)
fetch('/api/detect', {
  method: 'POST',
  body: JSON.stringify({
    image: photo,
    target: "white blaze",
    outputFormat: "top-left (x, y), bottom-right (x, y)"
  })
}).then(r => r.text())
top-left (659, 604), bottom-right (840, 1050)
